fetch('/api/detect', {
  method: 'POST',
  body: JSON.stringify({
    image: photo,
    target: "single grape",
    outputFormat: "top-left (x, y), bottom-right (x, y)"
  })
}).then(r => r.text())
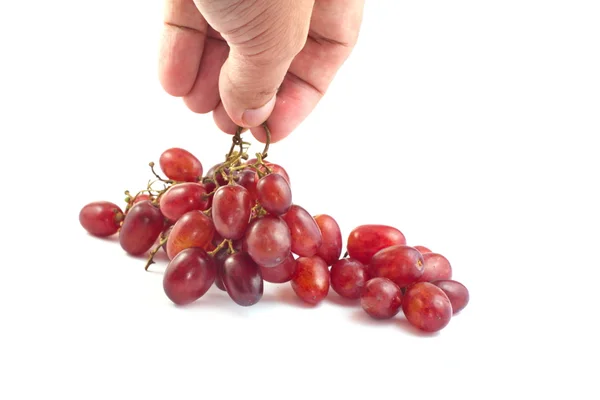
top-left (163, 247), bottom-right (216, 305)
top-left (360, 278), bottom-right (403, 319)
top-left (131, 193), bottom-right (152, 206)
top-left (211, 248), bottom-right (229, 291)
top-left (212, 184), bottom-right (252, 240)
top-left (417, 253), bottom-right (452, 282)
top-left (291, 256), bottom-right (329, 305)
top-left (245, 215), bottom-right (291, 267)
top-left (159, 182), bottom-right (209, 222)
top-left (413, 245), bottom-right (432, 254)
top-left (402, 282), bottom-right (452, 332)
top-left (256, 173), bottom-right (292, 215)
top-left (119, 200), bottom-right (164, 255)
top-left (237, 169), bottom-right (258, 203)
top-left (79, 201), bottom-right (124, 237)
top-left (166, 210), bottom-right (215, 259)
top-left (246, 159), bottom-right (291, 185)
top-left (431, 280), bottom-right (469, 314)
top-left (368, 245), bottom-right (424, 288)
top-left (347, 225), bottom-right (406, 264)
top-left (260, 253), bottom-right (297, 283)
top-left (159, 148), bottom-right (203, 182)
top-left (282, 205), bottom-right (322, 257)
top-left (222, 252), bottom-right (264, 306)
top-left (313, 214), bottom-right (342, 266)
top-left (330, 258), bottom-right (369, 300)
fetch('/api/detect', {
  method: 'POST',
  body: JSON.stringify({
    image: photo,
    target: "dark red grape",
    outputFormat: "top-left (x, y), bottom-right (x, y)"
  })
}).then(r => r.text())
top-left (431, 280), bottom-right (469, 314)
top-left (159, 148), bottom-right (203, 182)
top-left (256, 173), bottom-right (292, 215)
top-left (206, 163), bottom-right (230, 186)
top-left (166, 210), bottom-right (215, 259)
top-left (347, 225), bottom-right (406, 264)
top-left (417, 253), bottom-right (452, 282)
top-left (291, 256), bottom-right (329, 305)
top-left (330, 258), bottom-right (369, 300)
top-left (159, 182), bottom-right (209, 222)
top-left (403, 282), bottom-right (452, 332)
top-left (212, 184), bottom-right (252, 240)
top-left (163, 247), bottom-right (216, 305)
top-left (237, 169), bottom-right (258, 202)
top-left (413, 245), bottom-right (432, 254)
top-left (119, 200), bottom-right (164, 256)
top-left (314, 214), bottom-right (342, 266)
top-left (368, 245), bottom-right (424, 288)
top-left (260, 253), bottom-right (297, 283)
top-left (245, 215), bottom-right (291, 267)
top-left (79, 201), bottom-right (123, 237)
top-left (211, 248), bottom-right (229, 291)
top-left (360, 278), bottom-right (403, 319)
top-left (222, 252), bottom-right (264, 306)
top-left (282, 205), bottom-right (322, 257)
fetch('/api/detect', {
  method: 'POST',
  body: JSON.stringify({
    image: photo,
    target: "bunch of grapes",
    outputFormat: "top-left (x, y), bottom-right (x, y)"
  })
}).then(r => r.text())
top-left (79, 126), bottom-right (469, 333)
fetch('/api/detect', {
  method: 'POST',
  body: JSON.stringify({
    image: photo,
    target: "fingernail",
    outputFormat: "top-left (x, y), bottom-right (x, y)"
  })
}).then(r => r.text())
top-left (241, 95), bottom-right (276, 127)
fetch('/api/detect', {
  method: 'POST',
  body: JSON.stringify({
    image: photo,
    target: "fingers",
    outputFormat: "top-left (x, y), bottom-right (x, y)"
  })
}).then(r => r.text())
top-left (158, 0), bottom-right (208, 97)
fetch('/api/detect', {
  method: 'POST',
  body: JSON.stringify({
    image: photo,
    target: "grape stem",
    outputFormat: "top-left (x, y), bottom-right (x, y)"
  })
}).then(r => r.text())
top-left (144, 235), bottom-right (169, 271)
top-left (208, 239), bottom-right (233, 257)
top-left (149, 162), bottom-right (174, 184)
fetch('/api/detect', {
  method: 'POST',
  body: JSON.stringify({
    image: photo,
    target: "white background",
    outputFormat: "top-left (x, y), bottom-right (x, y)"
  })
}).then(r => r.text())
top-left (1, 1), bottom-right (599, 399)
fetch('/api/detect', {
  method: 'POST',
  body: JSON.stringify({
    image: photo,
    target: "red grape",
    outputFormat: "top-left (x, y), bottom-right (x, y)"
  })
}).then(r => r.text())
top-left (166, 210), bottom-right (215, 259)
top-left (282, 205), bottom-right (322, 257)
top-left (291, 256), bottom-right (329, 305)
top-left (132, 194), bottom-right (152, 205)
top-left (246, 159), bottom-right (291, 185)
top-left (212, 184), bottom-right (252, 240)
top-left (119, 200), bottom-right (164, 255)
top-left (222, 252), bottom-right (264, 306)
top-left (330, 258), bottom-right (369, 300)
top-left (260, 253), bottom-right (297, 283)
top-left (402, 282), bottom-right (452, 332)
top-left (206, 163), bottom-right (230, 186)
top-left (159, 148), bottom-right (203, 182)
top-left (256, 173), bottom-right (292, 215)
top-left (211, 248), bottom-right (229, 291)
top-left (245, 215), bottom-right (291, 267)
top-left (347, 225), bottom-right (406, 264)
top-left (237, 169), bottom-right (258, 202)
top-left (79, 201), bottom-right (123, 237)
top-left (313, 214), bottom-right (342, 266)
top-left (202, 180), bottom-right (216, 210)
top-left (414, 245), bottom-right (432, 254)
top-left (431, 280), bottom-right (469, 314)
top-left (368, 245), bottom-right (424, 288)
top-left (159, 182), bottom-right (209, 222)
top-left (417, 253), bottom-right (452, 282)
top-left (163, 247), bottom-right (216, 305)
top-left (360, 278), bottom-right (403, 319)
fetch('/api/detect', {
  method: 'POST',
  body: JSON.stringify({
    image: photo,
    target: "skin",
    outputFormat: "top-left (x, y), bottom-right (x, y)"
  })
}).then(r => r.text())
top-left (159, 0), bottom-right (365, 142)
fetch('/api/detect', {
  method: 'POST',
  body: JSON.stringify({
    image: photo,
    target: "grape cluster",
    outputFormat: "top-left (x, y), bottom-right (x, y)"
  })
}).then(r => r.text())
top-left (79, 128), bottom-right (469, 333)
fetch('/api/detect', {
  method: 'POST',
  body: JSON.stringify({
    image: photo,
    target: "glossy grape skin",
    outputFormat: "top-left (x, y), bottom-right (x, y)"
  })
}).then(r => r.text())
top-left (360, 278), bottom-right (403, 319)
top-left (368, 245), bottom-right (424, 288)
top-left (417, 253), bottom-right (452, 282)
top-left (163, 247), bottom-right (216, 305)
top-left (237, 169), bottom-right (258, 202)
top-left (211, 249), bottom-right (229, 291)
top-left (347, 225), bottom-right (406, 264)
top-left (159, 148), bottom-right (203, 182)
top-left (222, 252), bottom-right (264, 306)
top-left (282, 205), bottom-right (322, 257)
top-left (79, 201), bottom-right (123, 237)
top-left (314, 214), bottom-right (342, 266)
top-left (330, 258), bottom-right (369, 300)
top-left (260, 253), bottom-right (297, 283)
top-left (245, 215), bottom-right (291, 267)
top-left (166, 210), bottom-right (215, 259)
top-left (119, 201), bottom-right (164, 255)
top-left (256, 173), bottom-right (292, 215)
top-left (431, 280), bottom-right (469, 314)
top-left (159, 182), bottom-right (209, 222)
top-left (403, 282), bottom-right (453, 332)
top-left (212, 185), bottom-right (252, 240)
top-left (291, 256), bottom-right (329, 305)
top-left (413, 245), bottom-right (432, 254)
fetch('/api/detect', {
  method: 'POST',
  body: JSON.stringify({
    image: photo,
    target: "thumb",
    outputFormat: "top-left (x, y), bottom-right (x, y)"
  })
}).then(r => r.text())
top-left (216, 0), bottom-right (314, 128)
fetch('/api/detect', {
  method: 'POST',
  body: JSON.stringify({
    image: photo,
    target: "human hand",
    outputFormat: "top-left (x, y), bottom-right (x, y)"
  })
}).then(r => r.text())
top-left (158, 0), bottom-right (364, 142)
